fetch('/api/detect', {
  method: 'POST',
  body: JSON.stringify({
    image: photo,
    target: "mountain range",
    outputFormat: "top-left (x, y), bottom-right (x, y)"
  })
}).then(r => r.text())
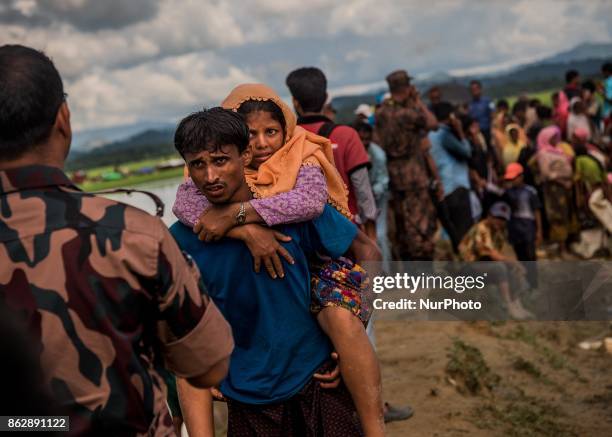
top-left (331, 42), bottom-right (612, 117)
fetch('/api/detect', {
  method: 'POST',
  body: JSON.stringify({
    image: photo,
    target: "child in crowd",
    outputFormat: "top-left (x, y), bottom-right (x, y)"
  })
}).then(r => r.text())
top-left (503, 163), bottom-right (542, 288)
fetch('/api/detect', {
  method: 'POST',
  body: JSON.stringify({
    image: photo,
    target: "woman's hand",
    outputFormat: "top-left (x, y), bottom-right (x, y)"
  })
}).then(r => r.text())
top-left (313, 352), bottom-right (341, 389)
top-left (228, 224), bottom-right (295, 279)
top-left (194, 204), bottom-right (237, 242)
top-left (210, 387), bottom-right (226, 402)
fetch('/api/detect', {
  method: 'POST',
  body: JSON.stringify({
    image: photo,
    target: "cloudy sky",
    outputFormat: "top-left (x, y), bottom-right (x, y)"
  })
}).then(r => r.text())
top-left (2, 0), bottom-right (611, 134)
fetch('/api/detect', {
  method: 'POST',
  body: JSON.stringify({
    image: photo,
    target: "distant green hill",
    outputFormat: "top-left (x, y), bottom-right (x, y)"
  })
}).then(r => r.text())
top-left (66, 128), bottom-right (176, 171)
top-left (332, 56), bottom-right (609, 124)
top-left (476, 57), bottom-right (606, 99)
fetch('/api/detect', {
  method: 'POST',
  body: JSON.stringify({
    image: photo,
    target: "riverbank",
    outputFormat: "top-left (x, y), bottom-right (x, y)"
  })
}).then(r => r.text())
top-left (79, 166), bottom-right (183, 191)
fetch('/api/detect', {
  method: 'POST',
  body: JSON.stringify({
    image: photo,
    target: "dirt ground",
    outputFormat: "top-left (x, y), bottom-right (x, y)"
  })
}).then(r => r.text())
top-left (378, 320), bottom-right (612, 437)
top-left (210, 320), bottom-right (611, 436)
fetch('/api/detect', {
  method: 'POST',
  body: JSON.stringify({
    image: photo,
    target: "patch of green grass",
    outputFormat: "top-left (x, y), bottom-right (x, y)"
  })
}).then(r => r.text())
top-left (79, 167), bottom-right (183, 191)
top-left (511, 356), bottom-right (564, 390)
top-left (505, 89), bottom-right (556, 108)
top-left (512, 357), bottom-right (542, 378)
top-left (491, 320), bottom-right (507, 327)
top-left (473, 397), bottom-right (576, 437)
top-left (82, 155), bottom-right (179, 178)
top-left (505, 326), bottom-right (584, 381)
top-left (446, 339), bottom-right (500, 395)
top-left (507, 325), bottom-right (538, 345)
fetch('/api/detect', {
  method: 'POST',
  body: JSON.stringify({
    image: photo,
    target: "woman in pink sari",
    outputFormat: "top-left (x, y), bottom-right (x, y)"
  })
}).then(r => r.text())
top-left (535, 125), bottom-right (577, 256)
top-left (552, 91), bottom-right (569, 138)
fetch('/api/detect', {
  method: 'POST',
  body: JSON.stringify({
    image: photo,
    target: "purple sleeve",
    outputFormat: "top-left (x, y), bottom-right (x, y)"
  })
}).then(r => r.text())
top-left (172, 179), bottom-right (211, 228)
top-left (250, 165), bottom-right (328, 226)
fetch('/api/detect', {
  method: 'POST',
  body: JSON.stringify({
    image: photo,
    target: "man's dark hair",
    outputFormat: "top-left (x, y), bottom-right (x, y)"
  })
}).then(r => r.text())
top-left (237, 99), bottom-right (287, 137)
top-left (353, 121), bottom-right (373, 134)
top-left (174, 107), bottom-right (249, 157)
top-left (602, 62), bottom-right (612, 74)
top-left (512, 100), bottom-right (528, 115)
top-left (496, 99), bottom-right (509, 111)
top-left (285, 67), bottom-right (327, 113)
top-left (469, 79), bottom-right (482, 88)
top-left (582, 80), bottom-right (596, 93)
top-left (565, 69), bottom-right (579, 84)
top-left (432, 102), bottom-right (455, 122)
top-left (529, 98), bottom-right (541, 108)
top-left (459, 114), bottom-right (474, 132)
top-left (536, 105), bottom-right (552, 120)
top-left (0, 45), bottom-right (65, 160)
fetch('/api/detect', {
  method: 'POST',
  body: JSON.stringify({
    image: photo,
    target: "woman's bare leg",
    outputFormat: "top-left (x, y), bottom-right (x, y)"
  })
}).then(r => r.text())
top-left (317, 306), bottom-right (384, 436)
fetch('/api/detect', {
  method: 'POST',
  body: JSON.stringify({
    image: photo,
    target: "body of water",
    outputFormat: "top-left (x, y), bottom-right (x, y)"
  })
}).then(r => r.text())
top-left (102, 176), bottom-right (183, 226)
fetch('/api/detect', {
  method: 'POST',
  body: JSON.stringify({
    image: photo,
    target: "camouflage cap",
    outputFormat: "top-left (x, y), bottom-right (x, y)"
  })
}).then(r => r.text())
top-left (386, 70), bottom-right (413, 91)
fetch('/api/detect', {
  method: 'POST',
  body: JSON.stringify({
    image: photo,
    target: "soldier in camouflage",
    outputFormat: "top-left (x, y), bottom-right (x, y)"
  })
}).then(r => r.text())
top-left (375, 70), bottom-right (441, 260)
top-left (0, 44), bottom-right (234, 436)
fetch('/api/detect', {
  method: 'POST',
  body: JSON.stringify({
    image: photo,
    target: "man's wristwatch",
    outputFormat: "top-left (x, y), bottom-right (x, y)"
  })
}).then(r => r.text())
top-left (235, 202), bottom-right (246, 225)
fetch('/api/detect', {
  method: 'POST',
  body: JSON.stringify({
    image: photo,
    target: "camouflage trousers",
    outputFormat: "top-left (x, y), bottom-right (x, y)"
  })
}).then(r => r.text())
top-left (389, 188), bottom-right (438, 261)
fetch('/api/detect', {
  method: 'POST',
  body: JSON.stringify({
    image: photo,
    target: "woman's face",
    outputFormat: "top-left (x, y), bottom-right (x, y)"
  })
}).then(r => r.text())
top-left (509, 128), bottom-right (519, 143)
top-left (245, 110), bottom-right (285, 169)
top-left (469, 121), bottom-right (480, 137)
top-left (582, 89), bottom-right (592, 101)
top-left (572, 101), bottom-right (584, 114)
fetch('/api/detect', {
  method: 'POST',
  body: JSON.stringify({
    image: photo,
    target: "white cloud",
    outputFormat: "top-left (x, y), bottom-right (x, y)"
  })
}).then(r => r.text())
top-left (67, 51), bottom-right (256, 130)
top-left (0, 0), bottom-right (610, 133)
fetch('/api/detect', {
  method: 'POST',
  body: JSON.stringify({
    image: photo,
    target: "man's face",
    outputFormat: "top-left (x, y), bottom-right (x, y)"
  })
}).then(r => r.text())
top-left (511, 175), bottom-right (524, 188)
top-left (582, 88), bottom-right (592, 101)
top-left (490, 217), bottom-right (506, 232)
top-left (357, 129), bottom-right (372, 148)
top-left (428, 89), bottom-right (441, 105)
top-left (470, 83), bottom-right (482, 99)
top-left (572, 101), bottom-right (584, 114)
top-left (469, 121), bottom-right (481, 137)
top-left (392, 85), bottom-right (413, 104)
top-left (185, 144), bottom-right (252, 204)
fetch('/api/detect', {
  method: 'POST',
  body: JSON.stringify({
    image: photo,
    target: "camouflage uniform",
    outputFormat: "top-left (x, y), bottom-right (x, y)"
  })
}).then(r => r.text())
top-left (375, 99), bottom-right (438, 260)
top-left (0, 165), bottom-right (233, 436)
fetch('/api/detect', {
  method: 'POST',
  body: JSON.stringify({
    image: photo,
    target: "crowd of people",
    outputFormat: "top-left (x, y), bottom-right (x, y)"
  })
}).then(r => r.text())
top-left (347, 65), bottom-right (612, 318)
top-left (1, 42), bottom-right (611, 436)
top-left (359, 65), bottom-right (612, 263)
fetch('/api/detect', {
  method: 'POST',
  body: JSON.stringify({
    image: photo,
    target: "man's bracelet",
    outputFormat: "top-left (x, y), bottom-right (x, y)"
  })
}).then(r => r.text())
top-left (235, 202), bottom-right (246, 225)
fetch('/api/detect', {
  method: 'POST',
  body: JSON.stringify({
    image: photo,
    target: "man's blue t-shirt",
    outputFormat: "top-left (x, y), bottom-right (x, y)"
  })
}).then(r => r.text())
top-left (170, 204), bottom-right (357, 405)
top-left (428, 124), bottom-right (472, 195)
top-left (469, 96), bottom-right (493, 132)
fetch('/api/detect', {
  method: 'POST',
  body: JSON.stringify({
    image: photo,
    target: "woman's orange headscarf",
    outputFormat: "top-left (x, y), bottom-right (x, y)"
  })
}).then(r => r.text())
top-left (221, 83), bottom-right (351, 219)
